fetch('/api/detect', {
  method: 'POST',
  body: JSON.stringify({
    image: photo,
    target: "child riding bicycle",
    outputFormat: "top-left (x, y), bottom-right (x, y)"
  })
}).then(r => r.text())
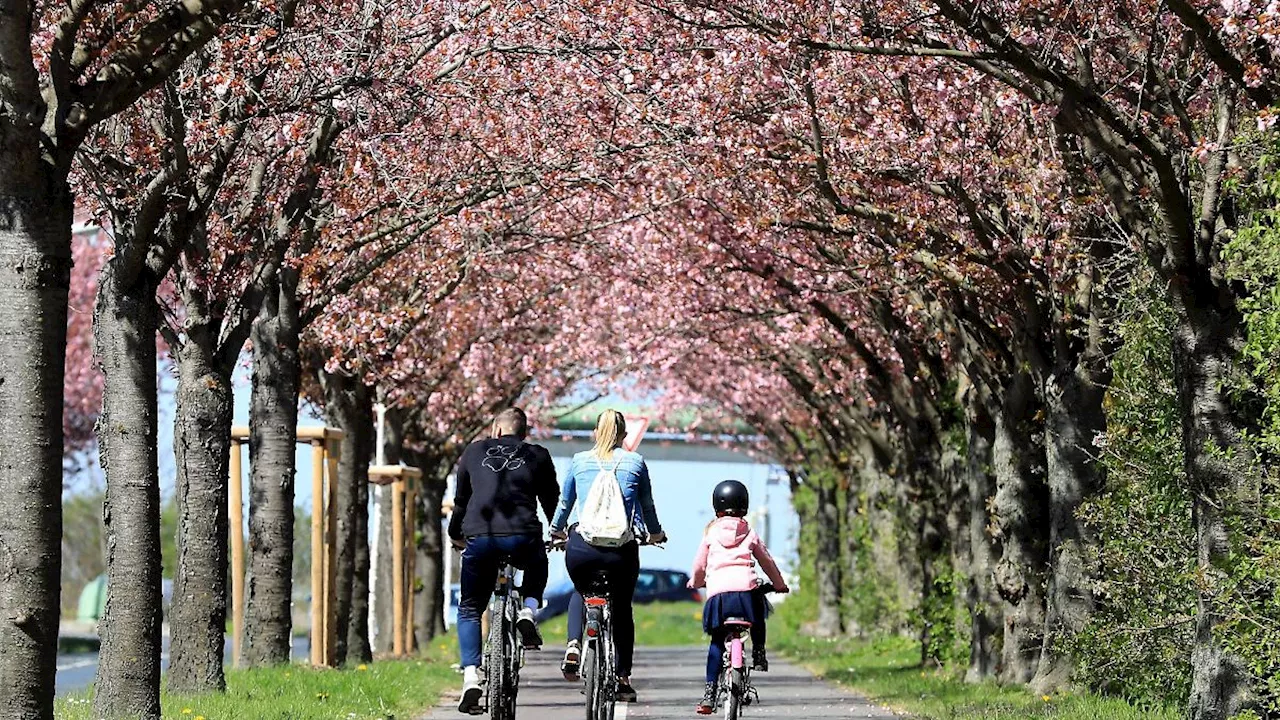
top-left (687, 480), bottom-right (789, 715)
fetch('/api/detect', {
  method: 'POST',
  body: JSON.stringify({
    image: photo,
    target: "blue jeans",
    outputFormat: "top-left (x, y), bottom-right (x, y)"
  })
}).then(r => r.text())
top-left (457, 534), bottom-right (548, 668)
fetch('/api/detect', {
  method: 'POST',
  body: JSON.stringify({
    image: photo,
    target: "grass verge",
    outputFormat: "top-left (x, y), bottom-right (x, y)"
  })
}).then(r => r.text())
top-left (56, 641), bottom-right (459, 720)
top-left (540, 601), bottom-right (707, 647)
top-left (774, 634), bottom-right (1179, 720)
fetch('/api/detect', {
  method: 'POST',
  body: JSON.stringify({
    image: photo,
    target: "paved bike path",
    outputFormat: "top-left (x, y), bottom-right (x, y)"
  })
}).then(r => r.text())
top-left (422, 646), bottom-right (899, 719)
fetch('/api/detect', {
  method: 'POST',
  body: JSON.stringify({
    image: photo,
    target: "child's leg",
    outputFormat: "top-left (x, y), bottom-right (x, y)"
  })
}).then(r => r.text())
top-left (750, 617), bottom-right (766, 649)
top-left (706, 631), bottom-right (726, 684)
top-left (751, 591), bottom-right (767, 648)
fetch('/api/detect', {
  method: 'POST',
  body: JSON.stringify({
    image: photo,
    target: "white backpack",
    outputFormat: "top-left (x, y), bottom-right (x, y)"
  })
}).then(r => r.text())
top-left (577, 455), bottom-right (634, 547)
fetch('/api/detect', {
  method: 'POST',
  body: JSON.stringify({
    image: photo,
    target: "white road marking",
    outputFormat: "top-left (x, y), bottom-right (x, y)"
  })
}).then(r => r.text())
top-left (56, 659), bottom-right (97, 671)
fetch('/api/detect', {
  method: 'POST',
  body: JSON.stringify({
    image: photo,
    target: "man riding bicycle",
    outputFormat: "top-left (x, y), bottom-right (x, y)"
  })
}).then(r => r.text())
top-left (449, 407), bottom-right (560, 714)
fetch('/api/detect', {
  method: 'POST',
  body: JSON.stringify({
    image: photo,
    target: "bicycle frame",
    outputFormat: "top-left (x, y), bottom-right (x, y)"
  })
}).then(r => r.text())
top-left (718, 619), bottom-right (758, 720)
top-left (581, 591), bottom-right (616, 720)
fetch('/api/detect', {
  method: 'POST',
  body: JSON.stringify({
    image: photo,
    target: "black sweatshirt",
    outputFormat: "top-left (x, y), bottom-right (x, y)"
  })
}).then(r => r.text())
top-left (448, 435), bottom-right (560, 540)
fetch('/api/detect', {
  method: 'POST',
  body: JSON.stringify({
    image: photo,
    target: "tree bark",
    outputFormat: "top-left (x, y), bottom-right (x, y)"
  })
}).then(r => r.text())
top-left (1176, 307), bottom-right (1257, 720)
top-left (346, 413), bottom-right (374, 664)
top-left (962, 395), bottom-right (1001, 683)
top-left (0, 181), bottom-right (72, 719)
top-left (812, 472), bottom-right (844, 637)
top-left (990, 371), bottom-right (1049, 684)
top-left (1031, 361), bottom-right (1109, 693)
top-left (244, 278), bottom-right (302, 666)
top-left (167, 339), bottom-right (233, 694)
top-left (91, 262), bottom-right (163, 719)
top-left (413, 462), bottom-right (447, 644)
top-left (321, 371), bottom-right (372, 665)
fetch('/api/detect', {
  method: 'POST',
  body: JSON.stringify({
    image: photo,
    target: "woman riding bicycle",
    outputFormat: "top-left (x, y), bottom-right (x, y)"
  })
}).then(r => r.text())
top-left (549, 409), bottom-right (666, 703)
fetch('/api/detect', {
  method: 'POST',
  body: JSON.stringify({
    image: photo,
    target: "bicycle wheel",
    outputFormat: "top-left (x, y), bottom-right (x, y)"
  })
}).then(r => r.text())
top-left (501, 599), bottom-right (517, 717)
top-left (486, 598), bottom-right (509, 720)
top-left (602, 628), bottom-right (616, 720)
top-left (505, 630), bottom-right (521, 718)
top-left (581, 638), bottom-right (599, 720)
top-left (723, 668), bottom-right (743, 720)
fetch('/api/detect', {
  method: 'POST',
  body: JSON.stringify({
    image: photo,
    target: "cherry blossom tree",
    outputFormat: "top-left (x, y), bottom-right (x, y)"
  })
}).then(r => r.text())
top-left (0, 2), bottom-right (265, 715)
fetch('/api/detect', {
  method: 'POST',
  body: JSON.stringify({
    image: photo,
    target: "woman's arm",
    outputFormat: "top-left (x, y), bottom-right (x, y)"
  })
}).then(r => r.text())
top-left (636, 459), bottom-right (663, 535)
top-left (549, 456), bottom-right (577, 532)
top-left (751, 534), bottom-right (789, 591)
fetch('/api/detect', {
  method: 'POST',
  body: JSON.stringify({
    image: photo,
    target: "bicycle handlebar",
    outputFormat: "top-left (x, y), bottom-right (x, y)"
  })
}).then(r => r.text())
top-left (546, 533), bottom-right (666, 551)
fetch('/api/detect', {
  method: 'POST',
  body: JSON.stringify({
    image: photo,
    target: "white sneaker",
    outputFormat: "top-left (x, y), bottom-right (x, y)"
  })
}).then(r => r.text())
top-left (561, 639), bottom-right (581, 680)
top-left (458, 666), bottom-right (483, 715)
top-left (516, 607), bottom-right (543, 649)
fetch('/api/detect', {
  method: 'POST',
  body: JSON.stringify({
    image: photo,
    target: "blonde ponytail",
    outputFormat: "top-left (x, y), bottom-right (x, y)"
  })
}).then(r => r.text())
top-left (593, 409), bottom-right (627, 460)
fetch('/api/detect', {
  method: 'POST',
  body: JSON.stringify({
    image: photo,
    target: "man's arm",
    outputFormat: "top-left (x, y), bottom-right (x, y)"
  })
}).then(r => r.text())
top-left (447, 446), bottom-right (474, 540)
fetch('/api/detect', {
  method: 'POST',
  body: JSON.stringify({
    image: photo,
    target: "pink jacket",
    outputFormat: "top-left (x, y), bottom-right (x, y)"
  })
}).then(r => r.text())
top-left (689, 516), bottom-right (789, 598)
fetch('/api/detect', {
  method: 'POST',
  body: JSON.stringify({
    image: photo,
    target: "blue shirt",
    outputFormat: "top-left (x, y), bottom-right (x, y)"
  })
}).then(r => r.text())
top-left (550, 449), bottom-right (663, 535)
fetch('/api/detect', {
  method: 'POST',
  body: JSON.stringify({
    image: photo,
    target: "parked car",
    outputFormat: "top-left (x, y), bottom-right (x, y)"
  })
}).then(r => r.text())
top-left (536, 568), bottom-right (701, 621)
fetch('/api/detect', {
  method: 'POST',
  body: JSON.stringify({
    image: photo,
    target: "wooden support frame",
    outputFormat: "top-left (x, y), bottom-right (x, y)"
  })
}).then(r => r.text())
top-left (228, 425), bottom-right (344, 668)
top-left (368, 465), bottom-right (422, 657)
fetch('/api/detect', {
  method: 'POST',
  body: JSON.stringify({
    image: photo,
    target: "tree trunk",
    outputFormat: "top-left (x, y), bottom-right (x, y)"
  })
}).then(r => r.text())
top-left (91, 263), bottom-right (163, 719)
top-left (1175, 307), bottom-right (1257, 720)
top-left (168, 340), bottom-right (233, 694)
top-left (346, 412), bottom-right (373, 664)
top-left (1031, 364), bottom-right (1108, 693)
top-left (909, 452), bottom-right (950, 666)
top-left (962, 395), bottom-right (1001, 683)
top-left (0, 177), bottom-right (72, 720)
top-left (990, 371), bottom-right (1049, 684)
top-left (244, 280), bottom-right (302, 666)
top-left (414, 464), bottom-right (447, 644)
top-left (812, 473), bottom-right (844, 637)
top-left (321, 371), bottom-right (372, 665)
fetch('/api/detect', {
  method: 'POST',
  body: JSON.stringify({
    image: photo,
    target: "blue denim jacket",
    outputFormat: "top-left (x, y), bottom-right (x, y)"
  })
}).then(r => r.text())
top-left (550, 449), bottom-right (663, 535)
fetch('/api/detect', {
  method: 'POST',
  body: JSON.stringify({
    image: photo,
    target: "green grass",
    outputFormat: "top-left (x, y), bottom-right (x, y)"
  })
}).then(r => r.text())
top-left (773, 634), bottom-right (1179, 720)
top-left (540, 601), bottom-right (707, 647)
top-left (56, 642), bottom-right (459, 720)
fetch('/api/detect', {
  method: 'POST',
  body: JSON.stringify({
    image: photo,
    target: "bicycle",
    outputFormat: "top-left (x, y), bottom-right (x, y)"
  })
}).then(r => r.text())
top-left (712, 583), bottom-right (776, 720)
top-left (578, 569), bottom-right (617, 720)
top-left (475, 560), bottom-right (524, 719)
top-left (551, 534), bottom-right (663, 720)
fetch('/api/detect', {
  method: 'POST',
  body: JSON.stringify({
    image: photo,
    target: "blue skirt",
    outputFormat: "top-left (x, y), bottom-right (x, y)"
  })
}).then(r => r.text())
top-left (702, 590), bottom-right (771, 634)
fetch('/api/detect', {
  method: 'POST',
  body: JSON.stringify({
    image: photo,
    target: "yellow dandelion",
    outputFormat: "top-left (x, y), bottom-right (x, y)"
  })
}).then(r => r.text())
top-left (181, 709), bottom-right (193, 715)
top-left (1042, 695), bottom-right (1052, 702)
top-left (195, 716), bottom-right (206, 720)
top-left (357, 664), bottom-right (368, 671)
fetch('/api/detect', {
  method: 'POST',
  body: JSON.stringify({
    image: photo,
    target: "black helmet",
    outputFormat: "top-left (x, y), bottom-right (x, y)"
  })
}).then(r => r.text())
top-left (712, 480), bottom-right (749, 516)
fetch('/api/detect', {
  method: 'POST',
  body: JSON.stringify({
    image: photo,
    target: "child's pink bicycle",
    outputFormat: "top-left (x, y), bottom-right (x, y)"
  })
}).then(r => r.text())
top-left (712, 582), bottom-right (775, 719)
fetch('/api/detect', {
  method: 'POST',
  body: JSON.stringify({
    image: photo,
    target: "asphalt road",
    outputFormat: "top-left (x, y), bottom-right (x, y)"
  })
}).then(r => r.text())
top-left (55, 636), bottom-right (310, 696)
top-left (422, 646), bottom-right (898, 719)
